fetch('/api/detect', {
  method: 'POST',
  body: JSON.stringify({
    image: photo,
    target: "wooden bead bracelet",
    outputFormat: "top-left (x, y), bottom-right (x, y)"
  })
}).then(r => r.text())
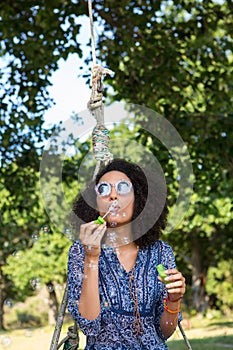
top-left (163, 299), bottom-right (180, 314)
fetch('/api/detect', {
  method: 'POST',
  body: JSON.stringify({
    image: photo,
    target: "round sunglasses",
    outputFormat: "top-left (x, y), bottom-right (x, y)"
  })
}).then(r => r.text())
top-left (95, 179), bottom-right (132, 197)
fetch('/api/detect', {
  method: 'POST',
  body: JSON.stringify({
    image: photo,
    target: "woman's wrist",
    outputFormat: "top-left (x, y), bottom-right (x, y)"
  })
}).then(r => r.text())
top-left (84, 245), bottom-right (101, 259)
top-left (164, 296), bottom-right (181, 313)
top-left (167, 294), bottom-right (182, 303)
top-left (85, 255), bottom-right (99, 265)
top-left (166, 300), bottom-right (180, 311)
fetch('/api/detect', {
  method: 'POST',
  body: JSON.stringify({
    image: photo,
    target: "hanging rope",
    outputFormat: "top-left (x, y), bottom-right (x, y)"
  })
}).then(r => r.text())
top-left (49, 3), bottom-right (114, 348)
top-left (87, 0), bottom-right (114, 180)
top-left (88, 0), bottom-right (96, 66)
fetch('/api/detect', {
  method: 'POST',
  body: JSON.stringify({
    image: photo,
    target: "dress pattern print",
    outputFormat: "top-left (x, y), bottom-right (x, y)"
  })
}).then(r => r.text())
top-left (68, 240), bottom-right (180, 350)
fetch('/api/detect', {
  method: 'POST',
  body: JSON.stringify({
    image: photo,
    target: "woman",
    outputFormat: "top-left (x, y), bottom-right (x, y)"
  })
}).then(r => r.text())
top-left (68, 159), bottom-right (186, 349)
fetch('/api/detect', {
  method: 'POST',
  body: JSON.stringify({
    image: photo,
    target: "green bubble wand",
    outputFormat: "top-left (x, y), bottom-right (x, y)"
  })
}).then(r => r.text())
top-left (94, 200), bottom-right (118, 225)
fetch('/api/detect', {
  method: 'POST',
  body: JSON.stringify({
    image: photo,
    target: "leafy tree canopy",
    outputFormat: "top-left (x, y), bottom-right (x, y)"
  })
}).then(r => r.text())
top-left (2, 229), bottom-right (70, 296)
top-left (0, 0), bottom-right (86, 166)
top-left (1, 0), bottom-right (233, 318)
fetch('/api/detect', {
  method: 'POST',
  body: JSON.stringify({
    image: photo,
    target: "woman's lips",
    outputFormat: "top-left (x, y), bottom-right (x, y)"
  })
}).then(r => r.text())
top-left (102, 200), bottom-right (119, 218)
top-left (109, 206), bottom-right (120, 215)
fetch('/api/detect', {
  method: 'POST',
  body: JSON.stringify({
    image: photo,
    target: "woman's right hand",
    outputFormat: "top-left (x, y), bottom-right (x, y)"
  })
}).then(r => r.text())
top-left (79, 221), bottom-right (107, 259)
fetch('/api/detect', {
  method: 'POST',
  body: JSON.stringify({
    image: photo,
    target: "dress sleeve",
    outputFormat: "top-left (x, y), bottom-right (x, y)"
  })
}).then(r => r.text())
top-left (154, 241), bottom-right (182, 341)
top-left (67, 240), bottom-right (102, 336)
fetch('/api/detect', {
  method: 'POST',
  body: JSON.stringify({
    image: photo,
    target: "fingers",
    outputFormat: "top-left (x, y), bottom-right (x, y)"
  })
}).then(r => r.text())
top-left (159, 268), bottom-right (186, 297)
top-left (91, 224), bottom-right (107, 242)
top-left (80, 221), bottom-right (107, 248)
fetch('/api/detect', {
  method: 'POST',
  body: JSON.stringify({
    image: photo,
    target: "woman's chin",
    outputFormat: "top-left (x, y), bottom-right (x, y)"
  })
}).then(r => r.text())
top-left (106, 219), bottom-right (131, 228)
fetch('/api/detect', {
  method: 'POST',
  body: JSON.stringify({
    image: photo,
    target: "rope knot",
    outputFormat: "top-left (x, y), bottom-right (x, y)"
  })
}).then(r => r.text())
top-left (87, 65), bottom-right (114, 112)
top-left (92, 125), bottom-right (113, 163)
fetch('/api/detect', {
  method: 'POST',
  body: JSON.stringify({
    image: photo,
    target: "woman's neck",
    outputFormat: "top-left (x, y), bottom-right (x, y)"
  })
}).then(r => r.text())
top-left (116, 242), bottom-right (139, 273)
top-left (105, 224), bottom-right (133, 247)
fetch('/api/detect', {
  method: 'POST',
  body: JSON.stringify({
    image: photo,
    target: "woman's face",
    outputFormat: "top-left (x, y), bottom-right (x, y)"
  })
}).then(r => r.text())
top-left (96, 170), bottom-right (135, 227)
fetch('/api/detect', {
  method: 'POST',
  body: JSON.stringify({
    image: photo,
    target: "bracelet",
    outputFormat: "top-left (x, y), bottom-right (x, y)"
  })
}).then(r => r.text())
top-left (166, 295), bottom-right (183, 303)
top-left (164, 299), bottom-right (180, 314)
top-left (84, 244), bottom-right (93, 252)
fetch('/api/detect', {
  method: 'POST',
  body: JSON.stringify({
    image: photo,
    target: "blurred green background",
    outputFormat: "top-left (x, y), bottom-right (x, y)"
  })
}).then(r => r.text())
top-left (0, 0), bottom-right (232, 348)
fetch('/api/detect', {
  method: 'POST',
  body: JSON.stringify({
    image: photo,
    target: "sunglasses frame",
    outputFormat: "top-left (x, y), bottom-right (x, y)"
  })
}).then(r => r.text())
top-left (95, 179), bottom-right (132, 197)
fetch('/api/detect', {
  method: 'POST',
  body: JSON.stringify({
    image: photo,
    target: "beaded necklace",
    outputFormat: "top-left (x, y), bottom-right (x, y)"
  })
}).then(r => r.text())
top-left (128, 267), bottom-right (144, 336)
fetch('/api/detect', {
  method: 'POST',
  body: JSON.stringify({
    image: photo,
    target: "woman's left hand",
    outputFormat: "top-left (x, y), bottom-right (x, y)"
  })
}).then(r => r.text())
top-left (158, 268), bottom-right (186, 301)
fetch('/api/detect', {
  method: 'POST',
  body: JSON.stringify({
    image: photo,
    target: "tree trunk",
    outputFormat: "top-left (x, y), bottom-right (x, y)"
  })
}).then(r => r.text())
top-left (191, 236), bottom-right (208, 312)
top-left (0, 268), bottom-right (6, 330)
top-left (46, 282), bottom-right (59, 326)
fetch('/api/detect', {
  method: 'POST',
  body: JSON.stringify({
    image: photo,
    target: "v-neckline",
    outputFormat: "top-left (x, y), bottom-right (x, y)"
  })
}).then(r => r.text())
top-left (116, 246), bottom-right (140, 274)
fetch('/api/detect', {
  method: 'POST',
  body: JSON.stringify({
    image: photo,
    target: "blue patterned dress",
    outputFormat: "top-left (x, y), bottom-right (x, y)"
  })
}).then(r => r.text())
top-left (68, 240), bottom-right (178, 350)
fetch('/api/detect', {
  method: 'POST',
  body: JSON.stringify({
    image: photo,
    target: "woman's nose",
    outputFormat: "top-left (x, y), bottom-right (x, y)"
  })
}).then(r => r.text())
top-left (110, 185), bottom-right (118, 200)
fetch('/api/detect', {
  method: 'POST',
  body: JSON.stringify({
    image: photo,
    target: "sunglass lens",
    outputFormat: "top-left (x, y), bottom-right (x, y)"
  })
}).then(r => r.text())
top-left (117, 181), bottom-right (131, 194)
top-left (98, 183), bottom-right (110, 196)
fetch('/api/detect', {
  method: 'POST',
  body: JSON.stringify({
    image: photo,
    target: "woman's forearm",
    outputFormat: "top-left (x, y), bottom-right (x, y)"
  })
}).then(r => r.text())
top-left (160, 299), bottom-right (181, 339)
top-left (78, 256), bottom-right (100, 320)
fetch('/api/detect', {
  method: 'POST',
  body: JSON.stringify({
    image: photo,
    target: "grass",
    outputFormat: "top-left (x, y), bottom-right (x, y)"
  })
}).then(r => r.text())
top-left (168, 336), bottom-right (233, 350)
top-left (0, 316), bottom-right (232, 349)
top-left (167, 317), bottom-right (233, 350)
top-left (0, 325), bottom-right (86, 350)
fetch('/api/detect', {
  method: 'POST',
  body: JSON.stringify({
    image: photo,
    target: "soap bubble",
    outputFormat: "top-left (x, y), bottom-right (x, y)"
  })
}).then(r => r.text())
top-left (56, 284), bottom-right (63, 291)
top-left (102, 244), bottom-right (112, 253)
top-left (4, 299), bottom-right (13, 308)
top-left (47, 284), bottom-right (54, 293)
top-left (108, 232), bottom-right (117, 243)
top-left (115, 247), bottom-right (120, 256)
top-left (87, 261), bottom-right (97, 270)
top-left (71, 299), bottom-right (79, 307)
top-left (109, 290), bottom-right (116, 298)
top-left (41, 224), bottom-right (50, 233)
top-left (12, 250), bottom-right (21, 259)
top-left (44, 193), bottom-right (52, 201)
top-left (103, 300), bottom-right (109, 308)
top-left (1, 336), bottom-right (11, 347)
top-left (118, 268), bottom-right (124, 277)
top-left (64, 227), bottom-right (73, 240)
top-left (76, 272), bottom-right (84, 282)
top-left (30, 277), bottom-right (40, 290)
top-left (31, 231), bottom-right (40, 242)
top-left (121, 236), bottom-right (130, 245)
top-left (24, 329), bottom-right (32, 337)
top-left (119, 272), bottom-right (124, 278)
top-left (3, 241), bottom-right (9, 248)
